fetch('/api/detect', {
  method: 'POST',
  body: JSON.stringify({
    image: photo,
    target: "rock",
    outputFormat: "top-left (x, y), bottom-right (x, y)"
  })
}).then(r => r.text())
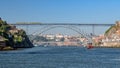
top-left (0, 18), bottom-right (34, 50)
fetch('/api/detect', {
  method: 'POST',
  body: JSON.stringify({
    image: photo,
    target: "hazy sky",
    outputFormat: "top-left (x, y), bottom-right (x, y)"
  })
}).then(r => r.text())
top-left (0, 0), bottom-right (120, 24)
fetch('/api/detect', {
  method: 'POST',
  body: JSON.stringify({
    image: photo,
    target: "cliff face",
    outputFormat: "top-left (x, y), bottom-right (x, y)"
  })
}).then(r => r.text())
top-left (0, 18), bottom-right (34, 49)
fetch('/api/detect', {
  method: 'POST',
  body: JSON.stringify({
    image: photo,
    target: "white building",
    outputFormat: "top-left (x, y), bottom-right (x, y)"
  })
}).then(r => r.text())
top-left (45, 34), bottom-right (55, 40)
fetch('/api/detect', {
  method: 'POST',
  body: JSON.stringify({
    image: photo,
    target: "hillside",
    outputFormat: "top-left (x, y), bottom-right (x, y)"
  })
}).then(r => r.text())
top-left (105, 21), bottom-right (120, 37)
top-left (0, 18), bottom-right (34, 50)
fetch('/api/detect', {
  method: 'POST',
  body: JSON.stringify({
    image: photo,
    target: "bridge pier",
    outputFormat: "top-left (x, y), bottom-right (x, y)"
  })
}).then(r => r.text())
top-left (92, 25), bottom-right (95, 35)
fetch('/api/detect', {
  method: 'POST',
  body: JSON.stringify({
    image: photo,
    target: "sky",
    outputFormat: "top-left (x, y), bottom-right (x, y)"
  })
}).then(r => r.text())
top-left (0, 0), bottom-right (120, 24)
top-left (0, 0), bottom-right (120, 35)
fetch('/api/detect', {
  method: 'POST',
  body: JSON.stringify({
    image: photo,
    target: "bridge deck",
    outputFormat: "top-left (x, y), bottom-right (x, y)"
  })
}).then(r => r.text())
top-left (10, 23), bottom-right (114, 26)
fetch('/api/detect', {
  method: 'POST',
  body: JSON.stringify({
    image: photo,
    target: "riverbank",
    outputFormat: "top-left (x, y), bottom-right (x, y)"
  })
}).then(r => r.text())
top-left (94, 45), bottom-right (120, 48)
top-left (0, 46), bottom-right (17, 51)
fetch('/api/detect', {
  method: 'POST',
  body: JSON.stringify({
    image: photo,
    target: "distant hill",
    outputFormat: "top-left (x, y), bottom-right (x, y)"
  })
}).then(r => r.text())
top-left (16, 22), bottom-right (42, 25)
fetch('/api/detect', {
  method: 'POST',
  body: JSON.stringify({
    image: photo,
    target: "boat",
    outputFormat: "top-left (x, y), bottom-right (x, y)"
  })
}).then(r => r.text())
top-left (87, 43), bottom-right (94, 49)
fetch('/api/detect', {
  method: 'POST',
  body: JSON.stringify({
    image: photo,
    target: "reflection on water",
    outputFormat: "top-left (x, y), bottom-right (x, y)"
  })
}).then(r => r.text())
top-left (0, 46), bottom-right (120, 68)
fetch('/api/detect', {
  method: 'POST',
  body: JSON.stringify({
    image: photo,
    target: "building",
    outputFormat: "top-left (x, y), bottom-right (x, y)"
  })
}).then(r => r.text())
top-left (45, 34), bottom-right (55, 40)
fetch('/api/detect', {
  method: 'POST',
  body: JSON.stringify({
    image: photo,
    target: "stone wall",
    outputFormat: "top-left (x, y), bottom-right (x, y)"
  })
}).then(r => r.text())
top-left (103, 42), bottom-right (120, 47)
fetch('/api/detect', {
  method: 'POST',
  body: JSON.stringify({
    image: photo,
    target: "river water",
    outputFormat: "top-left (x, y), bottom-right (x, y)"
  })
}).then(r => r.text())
top-left (0, 46), bottom-right (120, 68)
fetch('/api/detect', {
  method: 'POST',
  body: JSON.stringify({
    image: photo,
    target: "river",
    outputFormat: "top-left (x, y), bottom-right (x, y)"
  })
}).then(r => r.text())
top-left (0, 46), bottom-right (120, 68)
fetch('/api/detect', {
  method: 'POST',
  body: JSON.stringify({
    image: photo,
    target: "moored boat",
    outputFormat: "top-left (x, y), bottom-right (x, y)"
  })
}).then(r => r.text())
top-left (87, 43), bottom-right (94, 49)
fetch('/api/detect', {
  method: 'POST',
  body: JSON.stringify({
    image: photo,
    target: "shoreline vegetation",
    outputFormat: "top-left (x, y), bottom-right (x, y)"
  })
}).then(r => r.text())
top-left (0, 18), bottom-right (34, 50)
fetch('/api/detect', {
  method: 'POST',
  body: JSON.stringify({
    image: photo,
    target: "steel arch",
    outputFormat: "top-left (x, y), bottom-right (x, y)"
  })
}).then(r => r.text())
top-left (31, 25), bottom-right (93, 45)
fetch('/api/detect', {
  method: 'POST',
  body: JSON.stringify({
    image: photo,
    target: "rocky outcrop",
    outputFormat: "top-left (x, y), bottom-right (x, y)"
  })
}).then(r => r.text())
top-left (0, 18), bottom-right (34, 50)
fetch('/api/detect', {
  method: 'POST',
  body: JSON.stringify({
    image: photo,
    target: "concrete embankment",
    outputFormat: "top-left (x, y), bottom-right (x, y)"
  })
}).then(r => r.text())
top-left (94, 45), bottom-right (120, 48)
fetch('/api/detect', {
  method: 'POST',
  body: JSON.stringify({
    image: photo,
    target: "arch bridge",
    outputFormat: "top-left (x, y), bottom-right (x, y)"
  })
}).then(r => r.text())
top-left (12, 23), bottom-right (113, 46)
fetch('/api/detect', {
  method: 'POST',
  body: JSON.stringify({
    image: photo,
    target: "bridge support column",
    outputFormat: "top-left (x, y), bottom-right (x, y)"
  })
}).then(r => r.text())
top-left (92, 25), bottom-right (95, 35)
top-left (26, 25), bottom-right (29, 35)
